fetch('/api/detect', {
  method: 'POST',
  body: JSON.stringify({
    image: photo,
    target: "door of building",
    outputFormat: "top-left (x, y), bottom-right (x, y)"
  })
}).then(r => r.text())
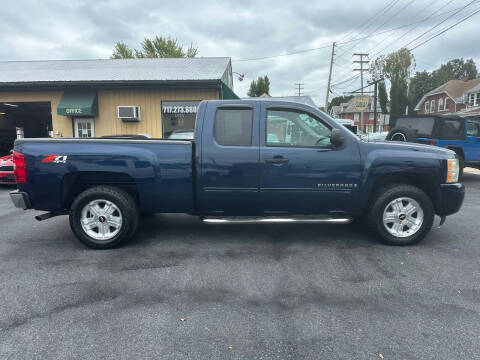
top-left (74, 118), bottom-right (95, 138)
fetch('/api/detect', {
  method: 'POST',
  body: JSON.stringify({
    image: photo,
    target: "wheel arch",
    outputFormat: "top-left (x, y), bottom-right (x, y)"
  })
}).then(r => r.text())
top-left (364, 172), bottom-right (441, 215)
top-left (61, 171), bottom-right (139, 210)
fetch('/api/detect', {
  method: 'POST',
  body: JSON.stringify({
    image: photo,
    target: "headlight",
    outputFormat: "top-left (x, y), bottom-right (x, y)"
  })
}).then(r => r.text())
top-left (446, 158), bottom-right (459, 183)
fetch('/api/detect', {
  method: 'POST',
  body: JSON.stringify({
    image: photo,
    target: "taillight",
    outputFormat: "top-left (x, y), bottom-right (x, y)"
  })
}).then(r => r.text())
top-left (13, 151), bottom-right (27, 183)
top-left (429, 140), bottom-right (437, 146)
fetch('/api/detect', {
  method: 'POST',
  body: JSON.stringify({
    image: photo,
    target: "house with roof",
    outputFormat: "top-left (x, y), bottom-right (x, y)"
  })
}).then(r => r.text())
top-left (413, 76), bottom-right (480, 116)
top-left (0, 57), bottom-right (238, 153)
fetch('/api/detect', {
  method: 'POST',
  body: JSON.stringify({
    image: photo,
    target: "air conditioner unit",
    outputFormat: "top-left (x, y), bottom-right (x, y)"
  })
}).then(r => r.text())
top-left (117, 106), bottom-right (141, 122)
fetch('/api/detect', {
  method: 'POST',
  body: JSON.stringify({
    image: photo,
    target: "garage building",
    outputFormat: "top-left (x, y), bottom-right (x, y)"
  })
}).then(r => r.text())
top-left (0, 57), bottom-right (238, 155)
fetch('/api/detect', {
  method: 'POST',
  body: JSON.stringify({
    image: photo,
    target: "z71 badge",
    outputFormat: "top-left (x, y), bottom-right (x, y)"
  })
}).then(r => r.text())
top-left (42, 154), bottom-right (68, 163)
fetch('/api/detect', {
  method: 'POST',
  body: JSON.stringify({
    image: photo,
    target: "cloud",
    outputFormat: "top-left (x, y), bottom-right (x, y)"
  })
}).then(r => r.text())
top-left (0, 0), bottom-right (479, 105)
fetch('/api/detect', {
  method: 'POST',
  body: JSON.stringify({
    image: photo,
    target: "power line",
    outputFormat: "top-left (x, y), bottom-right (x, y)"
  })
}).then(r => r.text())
top-left (334, 0), bottom-right (401, 60)
top-left (369, 0), bottom-right (457, 59)
top-left (402, 0), bottom-right (477, 50)
top-left (367, 0), bottom-right (438, 55)
top-left (409, 6), bottom-right (480, 50)
top-left (235, 44), bottom-right (332, 62)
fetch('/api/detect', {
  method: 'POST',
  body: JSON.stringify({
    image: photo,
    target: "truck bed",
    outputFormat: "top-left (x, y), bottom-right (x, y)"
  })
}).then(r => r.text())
top-left (14, 138), bottom-right (195, 214)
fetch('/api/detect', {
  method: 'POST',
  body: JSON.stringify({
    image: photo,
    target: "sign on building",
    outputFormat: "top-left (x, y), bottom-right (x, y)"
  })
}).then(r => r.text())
top-left (353, 95), bottom-right (369, 111)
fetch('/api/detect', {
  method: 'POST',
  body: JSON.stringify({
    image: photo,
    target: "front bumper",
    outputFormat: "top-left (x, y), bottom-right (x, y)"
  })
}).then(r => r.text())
top-left (438, 183), bottom-right (465, 216)
top-left (10, 190), bottom-right (31, 210)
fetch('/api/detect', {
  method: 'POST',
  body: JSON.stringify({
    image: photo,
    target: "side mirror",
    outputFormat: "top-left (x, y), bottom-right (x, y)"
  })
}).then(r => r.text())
top-left (330, 128), bottom-right (346, 148)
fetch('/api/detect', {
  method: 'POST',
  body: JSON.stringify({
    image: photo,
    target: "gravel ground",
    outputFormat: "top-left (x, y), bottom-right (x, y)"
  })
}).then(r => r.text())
top-left (0, 174), bottom-right (479, 359)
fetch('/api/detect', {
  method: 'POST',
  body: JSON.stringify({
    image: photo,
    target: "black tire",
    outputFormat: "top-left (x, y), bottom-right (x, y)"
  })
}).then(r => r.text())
top-left (367, 184), bottom-right (434, 246)
top-left (69, 186), bottom-right (139, 249)
top-left (386, 127), bottom-right (417, 142)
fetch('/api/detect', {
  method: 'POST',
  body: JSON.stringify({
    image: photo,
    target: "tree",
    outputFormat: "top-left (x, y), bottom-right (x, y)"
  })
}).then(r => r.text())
top-left (371, 48), bottom-right (415, 127)
top-left (407, 58), bottom-right (478, 114)
top-left (378, 81), bottom-right (389, 114)
top-left (247, 75), bottom-right (270, 97)
top-left (327, 95), bottom-right (353, 112)
top-left (111, 42), bottom-right (134, 59)
top-left (407, 70), bottom-right (435, 115)
top-left (111, 36), bottom-right (198, 59)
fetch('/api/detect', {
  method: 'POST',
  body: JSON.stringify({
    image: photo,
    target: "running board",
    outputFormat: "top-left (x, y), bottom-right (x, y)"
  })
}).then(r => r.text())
top-left (202, 216), bottom-right (352, 224)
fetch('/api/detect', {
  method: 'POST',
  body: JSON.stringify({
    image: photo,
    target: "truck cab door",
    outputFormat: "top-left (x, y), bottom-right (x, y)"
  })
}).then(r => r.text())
top-left (197, 102), bottom-right (261, 215)
top-left (259, 104), bottom-right (362, 214)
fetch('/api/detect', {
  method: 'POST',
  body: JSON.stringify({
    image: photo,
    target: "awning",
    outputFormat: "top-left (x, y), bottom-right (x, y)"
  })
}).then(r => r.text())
top-left (221, 82), bottom-right (240, 100)
top-left (57, 91), bottom-right (98, 116)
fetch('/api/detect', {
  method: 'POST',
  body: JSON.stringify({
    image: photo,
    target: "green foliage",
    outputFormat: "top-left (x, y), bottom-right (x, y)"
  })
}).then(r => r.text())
top-left (378, 81), bottom-right (389, 114)
top-left (408, 58), bottom-right (478, 114)
top-left (327, 95), bottom-right (353, 112)
top-left (111, 42), bottom-right (134, 59)
top-left (371, 48), bottom-right (415, 127)
top-left (247, 75), bottom-right (270, 97)
top-left (111, 36), bottom-right (198, 59)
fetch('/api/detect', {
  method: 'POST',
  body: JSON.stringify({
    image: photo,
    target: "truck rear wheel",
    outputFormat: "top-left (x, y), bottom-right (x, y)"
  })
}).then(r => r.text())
top-left (69, 186), bottom-right (139, 249)
top-left (367, 184), bottom-right (434, 246)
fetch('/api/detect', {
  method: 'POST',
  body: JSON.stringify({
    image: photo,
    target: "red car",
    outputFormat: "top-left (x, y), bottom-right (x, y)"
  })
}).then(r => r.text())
top-left (0, 153), bottom-right (15, 184)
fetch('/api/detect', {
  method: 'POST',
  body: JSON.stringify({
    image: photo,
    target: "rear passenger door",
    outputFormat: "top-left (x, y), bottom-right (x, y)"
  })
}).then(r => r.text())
top-left (198, 102), bottom-right (261, 215)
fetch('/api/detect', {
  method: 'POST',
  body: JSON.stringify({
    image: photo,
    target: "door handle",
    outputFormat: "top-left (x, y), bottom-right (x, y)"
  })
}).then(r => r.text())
top-left (265, 156), bottom-right (289, 164)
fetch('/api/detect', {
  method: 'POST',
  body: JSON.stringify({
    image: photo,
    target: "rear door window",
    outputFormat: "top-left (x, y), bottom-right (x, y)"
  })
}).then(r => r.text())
top-left (467, 121), bottom-right (479, 137)
top-left (442, 119), bottom-right (463, 139)
top-left (214, 108), bottom-right (253, 146)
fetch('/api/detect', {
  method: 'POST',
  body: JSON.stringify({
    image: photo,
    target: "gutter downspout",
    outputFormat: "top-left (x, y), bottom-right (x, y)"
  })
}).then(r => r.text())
top-left (218, 80), bottom-right (223, 100)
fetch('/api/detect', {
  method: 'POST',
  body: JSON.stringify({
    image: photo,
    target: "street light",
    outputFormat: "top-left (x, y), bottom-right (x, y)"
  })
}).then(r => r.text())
top-left (233, 72), bottom-right (245, 81)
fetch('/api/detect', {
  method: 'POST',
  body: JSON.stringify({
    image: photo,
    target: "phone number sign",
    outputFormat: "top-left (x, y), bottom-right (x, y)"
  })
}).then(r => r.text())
top-left (162, 101), bottom-right (200, 114)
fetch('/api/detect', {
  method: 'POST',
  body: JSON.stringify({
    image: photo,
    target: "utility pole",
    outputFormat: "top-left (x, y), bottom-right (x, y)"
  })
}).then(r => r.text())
top-left (324, 42), bottom-right (336, 112)
top-left (294, 83), bottom-right (304, 96)
top-left (373, 80), bottom-right (378, 133)
top-left (353, 53), bottom-right (369, 132)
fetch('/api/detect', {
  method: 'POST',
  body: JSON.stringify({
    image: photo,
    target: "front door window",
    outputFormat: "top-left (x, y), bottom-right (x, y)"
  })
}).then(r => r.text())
top-left (74, 118), bottom-right (95, 138)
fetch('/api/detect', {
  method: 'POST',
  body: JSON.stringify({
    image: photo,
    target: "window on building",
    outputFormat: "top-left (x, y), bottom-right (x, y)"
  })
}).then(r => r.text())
top-left (74, 118), bottom-right (94, 138)
top-left (369, 112), bottom-right (374, 120)
top-left (438, 98), bottom-right (443, 112)
top-left (430, 100), bottom-right (435, 113)
top-left (214, 108), bottom-right (253, 146)
top-left (469, 93), bottom-right (475, 106)
top-left (425, 101), bottom-right (429, 113)
top-left (266, 109), bottom-right (332, 147)
top-left (162, 100), bottom-right (200, 138)
top-left (354, 113), bottom-right (360, 122)
top-left (476, 93), bottom-right (480, 106)
top-left (445, 97), bottom-right (450, 111)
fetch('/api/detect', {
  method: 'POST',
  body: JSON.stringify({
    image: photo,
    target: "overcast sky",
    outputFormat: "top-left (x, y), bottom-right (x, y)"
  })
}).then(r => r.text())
top-left (1, 0), bottom-right (479, 105)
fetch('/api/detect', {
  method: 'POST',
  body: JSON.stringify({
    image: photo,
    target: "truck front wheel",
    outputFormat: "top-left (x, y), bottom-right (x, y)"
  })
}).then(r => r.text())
top-left (367, 184), bottom-right (434, 246)
top-left (69, 186), bottom-right (139, 249)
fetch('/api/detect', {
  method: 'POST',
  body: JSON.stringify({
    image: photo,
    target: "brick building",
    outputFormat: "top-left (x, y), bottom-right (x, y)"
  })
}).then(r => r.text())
top-left (414, 77), bottom-right (480, 116)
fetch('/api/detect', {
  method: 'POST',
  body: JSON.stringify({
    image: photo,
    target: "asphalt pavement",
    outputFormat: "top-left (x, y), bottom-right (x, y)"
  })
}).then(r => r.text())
top-left (1, 174), bottom-right (479, 359)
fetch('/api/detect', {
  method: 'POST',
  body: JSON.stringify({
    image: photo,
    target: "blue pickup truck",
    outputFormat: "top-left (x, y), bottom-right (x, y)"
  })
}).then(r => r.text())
top-left (10, 100), bottom-right (465, 249)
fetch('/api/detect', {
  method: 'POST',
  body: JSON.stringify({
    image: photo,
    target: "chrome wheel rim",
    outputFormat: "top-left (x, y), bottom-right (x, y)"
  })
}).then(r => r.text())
top-left (391, 132), bottom-right (407, 141)
top-left (80, 199), bottom-right (123, 241)
top-left (382, 197), bottom-right (424, 238)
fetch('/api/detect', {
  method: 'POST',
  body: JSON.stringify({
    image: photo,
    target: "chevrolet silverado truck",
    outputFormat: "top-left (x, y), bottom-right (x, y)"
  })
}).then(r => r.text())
top-left (9, 100), bottom-right (465, 249)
